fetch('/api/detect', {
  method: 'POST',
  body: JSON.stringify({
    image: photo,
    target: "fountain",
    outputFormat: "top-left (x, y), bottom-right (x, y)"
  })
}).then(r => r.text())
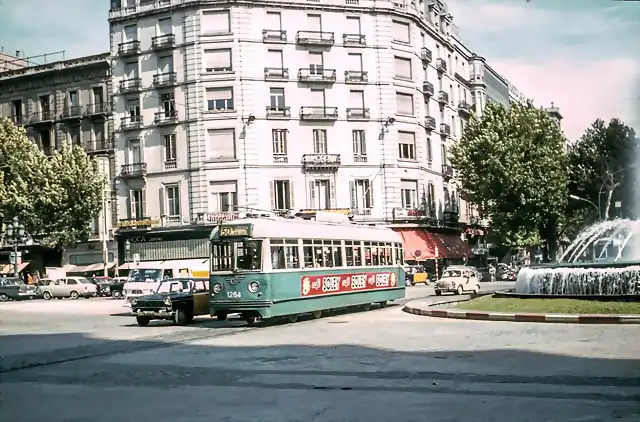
top-left (514, 219), bottom-right (640, 296)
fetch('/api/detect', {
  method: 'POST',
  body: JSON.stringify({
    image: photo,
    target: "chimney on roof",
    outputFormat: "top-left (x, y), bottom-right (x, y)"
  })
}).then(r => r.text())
top-left (15, 50), bottom-right (20, 57)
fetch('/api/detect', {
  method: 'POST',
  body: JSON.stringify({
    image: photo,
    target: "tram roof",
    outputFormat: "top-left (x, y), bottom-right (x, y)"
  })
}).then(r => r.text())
top-left (212, 217), bottom-right (402, 243)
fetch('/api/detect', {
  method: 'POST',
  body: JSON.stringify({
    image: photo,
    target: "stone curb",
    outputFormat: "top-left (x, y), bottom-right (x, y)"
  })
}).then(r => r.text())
top-left (402, 300), bottom-right (640, 324)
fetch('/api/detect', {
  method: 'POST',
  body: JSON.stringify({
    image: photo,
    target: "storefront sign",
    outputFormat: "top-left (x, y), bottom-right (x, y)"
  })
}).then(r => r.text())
top-left (301, 272), bottom-right (397, 296)
top-left (393, 208), bottom-right (427, 219)
top-left (196, 212), bottom-right (239, 224)
top-left (219, 225), bottom-right (251, 237)
top-left (127, 236), bottom-right (164, 243)
top-left (297, 208), bottom-right (351, 216)
top-left (117, 218), bottom-right (160, 228)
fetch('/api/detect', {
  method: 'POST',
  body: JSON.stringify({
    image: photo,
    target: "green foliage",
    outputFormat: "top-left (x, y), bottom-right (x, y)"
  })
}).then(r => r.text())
top-left (0, 118), bottom-right (105, 247)
top-left (450, 101), bottom-right (568, 250)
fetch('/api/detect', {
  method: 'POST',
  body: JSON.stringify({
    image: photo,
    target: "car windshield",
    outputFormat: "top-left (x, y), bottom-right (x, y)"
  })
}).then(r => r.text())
top-left (443, 270), bottom-right (461, 278)
top-left (79, 278), bottom-right (93, 284)
top-left (156, 280), bottom-right (190, 293)
top-left (211, 240), bottom-right (262, 272)
top-left (128, 269), bottom-right (163, 282)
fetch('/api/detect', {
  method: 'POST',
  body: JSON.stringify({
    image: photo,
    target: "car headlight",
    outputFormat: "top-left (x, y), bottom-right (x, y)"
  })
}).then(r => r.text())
top-left (212, 283), bottom-right (222, 294)
top-left (163, 297), bottom-right (171, 306)
top-left (131, 299), bottom-right (138, 306)
top-left (451, 282), bottom-right (456, 288)
top-left (248, 281), bottom-right (260, 293)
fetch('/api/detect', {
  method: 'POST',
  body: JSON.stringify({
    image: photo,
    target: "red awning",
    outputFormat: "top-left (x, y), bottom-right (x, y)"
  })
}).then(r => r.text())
top-left (431, 233), bottom-right (473, 258)
top-left (393, 229), bottom-right (438, 260)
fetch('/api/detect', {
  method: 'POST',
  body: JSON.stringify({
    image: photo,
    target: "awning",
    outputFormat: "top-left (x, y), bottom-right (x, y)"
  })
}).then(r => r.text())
top-left (430, 232), bottom-right (474, 259)
top-left (0, 261), bottom-right (30, 274)
top-left (161, 259), bottom-right (208, 268)
top-left (117, 260), bottom-right (165, 271)
top-left (66, 263), bottom-right (116, 274)
top-left (393, 229), bottom-right (438, 260)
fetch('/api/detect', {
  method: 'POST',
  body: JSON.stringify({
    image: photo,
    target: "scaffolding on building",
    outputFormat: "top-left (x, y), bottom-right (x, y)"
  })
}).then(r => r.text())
top-left (0, 48), bottom-right (66, 73)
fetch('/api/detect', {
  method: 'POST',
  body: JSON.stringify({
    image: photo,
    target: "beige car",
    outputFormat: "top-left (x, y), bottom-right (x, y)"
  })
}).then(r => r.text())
top-left (41, 277), bottom-right (98, 300)
top-left (434, 268), bottom-right (480, 296)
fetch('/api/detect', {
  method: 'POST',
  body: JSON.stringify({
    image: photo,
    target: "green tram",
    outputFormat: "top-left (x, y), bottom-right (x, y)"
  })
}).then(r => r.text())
top-left (208, 212), bottom-right (406, 324)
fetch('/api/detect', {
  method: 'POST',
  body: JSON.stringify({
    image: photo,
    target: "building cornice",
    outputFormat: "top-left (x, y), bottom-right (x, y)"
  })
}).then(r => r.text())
top-left (0, 53), bottom-right (110, 83)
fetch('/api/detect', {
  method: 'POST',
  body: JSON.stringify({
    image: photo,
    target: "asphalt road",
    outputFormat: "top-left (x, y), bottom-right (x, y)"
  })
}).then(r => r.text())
top-left (5, 281), bottom-right (637, 422)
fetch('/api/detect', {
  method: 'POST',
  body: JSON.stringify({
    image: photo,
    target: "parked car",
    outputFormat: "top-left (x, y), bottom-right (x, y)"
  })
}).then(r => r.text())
top-left (0, 277), bottom-right (40, 301)
top-left (434, 268), bottom-right (480, 296)
top-left (131, 277), bottom-right (210, 326)
top-left (403, 265), bottom-right (430, 286)
top-left (40, 277), bottom-right (98, 300)
top-left (89, 276), bottom-right (113, 297)
top-left (108, 277), bottom-right (128, 299)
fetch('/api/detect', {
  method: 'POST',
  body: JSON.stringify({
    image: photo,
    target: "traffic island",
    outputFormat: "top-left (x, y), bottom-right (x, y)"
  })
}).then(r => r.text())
top-left (403, 295), bottom-right (640, 324)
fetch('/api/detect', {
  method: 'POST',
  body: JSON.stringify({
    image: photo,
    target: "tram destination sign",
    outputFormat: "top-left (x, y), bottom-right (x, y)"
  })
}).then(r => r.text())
top-left (301, 272), bottom-right (397, 296)
top-left (219, 224), bottom-right (251, 237)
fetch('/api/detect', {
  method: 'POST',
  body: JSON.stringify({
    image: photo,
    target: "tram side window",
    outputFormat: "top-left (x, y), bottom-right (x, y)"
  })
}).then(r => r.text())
top-left (303, 240), bottom-right (314, 268)
top-left (383, 243), bottom-right (392, 265)
top-left (211, 242), bottom-right (233, 271)
top-left (333, 240), bottom-right (343, 267)
top-left (320, 240), bottom-right (333, 267)
top-left (285, 239), bottom-right (300, 268)
top-left (270, 239), bottom-right (286, 270)
top-left (372, 242), bottom-right (381, 266)
top-left (364, 242), bottom-right (373, 266)
top-left (311, 240), bottom-right (324, 268)
top-left (345, 241), bottom-right (354, 266)
top-left (353, 242), bottom-right (362, 266)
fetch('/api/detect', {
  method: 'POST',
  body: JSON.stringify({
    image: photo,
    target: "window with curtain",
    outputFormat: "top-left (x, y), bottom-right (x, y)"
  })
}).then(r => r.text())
top-left (204, 49), bottom-right (231, 72)
top-left (201, 10), bottom-right (230, 33)
top-left (394, 57), bottom-right (412, 79)
top-left (312, 129), bottom-right (327, 154)
top-left (206, 87), bottom-right (234, 110)
top-left (398, 131), bottom-right (416, 160)
top-left (400, 180), bottom-right (417, 209)
top-left (207, 129), bottom-right (235, 160)
top-left (209, 181), bottom-right (237, 212)
top-left (396, 92), bottom-right (414, 115)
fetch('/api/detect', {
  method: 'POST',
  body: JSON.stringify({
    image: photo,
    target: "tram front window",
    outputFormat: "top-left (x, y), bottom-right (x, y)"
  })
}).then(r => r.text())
top-left (211, 240), bottom-right (263, 272)
top-left (128, 269), bottom-right (163, 282)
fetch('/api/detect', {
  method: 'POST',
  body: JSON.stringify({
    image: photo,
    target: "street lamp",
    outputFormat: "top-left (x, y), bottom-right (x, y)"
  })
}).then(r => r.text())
top-left (4, 216), bottom-right (28, 277)
top-left (569, 194), bottom-right (601, 221)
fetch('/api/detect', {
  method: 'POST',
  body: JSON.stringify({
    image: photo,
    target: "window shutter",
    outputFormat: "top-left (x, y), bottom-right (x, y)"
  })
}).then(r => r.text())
top-left (141, 188), bottom-right (147, 217)
top-left (128, 189), bottom-right (134, 219)
top-left (329, 178), bottom-right (336, 208)
top-left (269, 181), bottom-right (275, 210)
top-left (308, 181), bottom-right (315, 208)
top-left (159, 186), bottom-right (166, 216)
top-left (289, 180), bottom-right (295, 209)
top-left (361, 133), bottom-right (367, 155)
top-left (349, 180), bottom-right (356, 209)
top-left (368, 181), bottom-right (374, 208)
top-left (419, 182), bottom-right (425, 209)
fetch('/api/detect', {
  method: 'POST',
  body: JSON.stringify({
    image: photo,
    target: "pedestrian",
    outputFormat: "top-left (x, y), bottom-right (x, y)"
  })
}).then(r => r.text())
top-left (489, 264), bottom-right (496, 282)
top-left (26, 272), bottom-right (33, 285)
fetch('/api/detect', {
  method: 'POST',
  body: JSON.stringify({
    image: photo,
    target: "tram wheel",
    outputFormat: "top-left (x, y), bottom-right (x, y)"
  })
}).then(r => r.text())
top-left (243, 313), bottom-right (260, 326)
top-left (287, 314), bottom-right (299, 323)
top-left (378, 301), bottom-right (388, 308)
top-left (312, 310), bottom-right (322, 319)
top-left (362, 303), bottom-right (372, 311)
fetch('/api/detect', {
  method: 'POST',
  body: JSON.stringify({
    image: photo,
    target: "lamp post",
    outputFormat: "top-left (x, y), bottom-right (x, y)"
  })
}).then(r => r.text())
top-left (569, 194), bottom-right (601, 221)
top-left (4, 216), bottom-right (28, 277)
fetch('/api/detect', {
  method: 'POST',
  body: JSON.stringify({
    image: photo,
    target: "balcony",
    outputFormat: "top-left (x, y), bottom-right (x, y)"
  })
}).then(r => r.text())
top-left (84, 103), bottom-right (110, 117)
top-left (442, 210), bottom-right (460, 226)
top-left (458, 101), bottom-right (473, 115)
top-left (298, 68), bottom-right (336, 83)
top-left (296, 30), bottom-right (335, 46)
top-left (153, 72), bottom-right (177, 87)
top-left (299, 106), bottom-right (338, 121)
top-left (120, 115), bottom-right (142, 131)
top-left (262, 29), bottom-right (287, 43)
top-left (272, 154), bottom-right (288, 164)
top-left (420, 47), bottom-right (432, 63)
top-left (470, 74), bottom-right (485, 85)
top-left (151, 34), bottom-right (175, 51)
top-left (85, 139), bottom-right (113, 154)
top-left (440, 123), bottom-right (451, 136)
top-left (118, 41), bottom-right (140, 56)
top-left (60, 105), bottom-right (83, 120)
top-left (29, 110), bottom-right (55, 125)
top-left (264, 67), bottom-right (289, 80)
top-left (437, 91), bottom-right (449, 105)
top-left (442, 164), bottom-right (454, 179)
top-left (120, 163), bottom-right (147, 178)
top-left (345, 70), bottom-right (368, 83)
top-left (425, 116), bottom-right (436, 131)
top-left (436, 58), bottom-right (447, 72)
top-left (120, 78), bottom-right (142, 93)
top-left (423, 81), bottom-right (434, 97)
top-left (353, 154), bottom-right (367, 163)
top-left (266, 106), bottom-right (291, 119)
top-left (154, 110), bottom-right (178, 126)
top-left (346, 108), bottom-right (370, 120)
top-left (302, 153), bottom-right (341, 171)
top-left (343, 33), bottom-right (366, 46)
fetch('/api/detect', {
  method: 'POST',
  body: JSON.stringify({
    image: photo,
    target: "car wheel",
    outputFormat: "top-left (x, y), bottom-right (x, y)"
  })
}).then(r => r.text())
top-left (70, 291), bottom-right (79, 300)
top-left (215, 312), bottom-right (228, 321)
top-left (0, 293), bottom-right (9, 302)
top-left (435, 290), bottom-right (442, 296)
top-left (43, 291), bottom-right (52, 300)
top-left (173, 308), bottom-right (188, 326)
top-left (473, 284), bottom-right (480, 294)
top-left (112, 290), bottom-right (122, 299)
top-left (456, 285), bottom-right (463, 295)
top-left (136, 316), bottom-right (150, 327)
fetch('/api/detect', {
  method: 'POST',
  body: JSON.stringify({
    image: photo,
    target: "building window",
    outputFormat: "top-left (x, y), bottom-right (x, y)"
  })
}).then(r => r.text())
top-left (164, 134), bottom-right (176, 161)
top-left (392, 20), bottom-right (410, 43)
top-left (202, 10), bottom-right (231, 34)
top-left (400, 180), bottom-right (418, 209)
top-left (161, 92), bottom-right (175, 115)
top-left (207, 128), bottom-right (236, 160)
top-left (352, 130), bottom-right (366, 155)
top-left (271, 180), bottom-right (292, 210)
top-left (92, 123), bottom-right (105, 142)
top-left (129, 139), bottom-right (142, 164)
top-left (129, 188), bottom-right (146, 219)
top-left (394, 56), bottom-right (412, 79)
top-left (67, 125), bottom-right (81, 146)
top-left (398, 131), bottom-right (416, 160)
top-left (345, 16), bottom-right (361, 33)
top-left (396, 92), bottom-right (414, 115)
top-left (126, 98), bottom-right (140, 119)
top-left (308, 52), bottom-right (324, 75)
top-left (165, 185), bottom-right (180, 217)
top-left (428, 182), bottom-right (436, 211)
top-left (267, 49), bottom-right (283, 68)
top-left (309, 179), bottom-right (332, 210)
top-left (204, 49), bottom-right (232, 72)
top-left (426, 137), bottom-right (433, 162)
top-left (350, 179), bottom-right (373, 209)
top-left (441, 144), bottom-right (448, 165)
top-left (349, 90), bottom-right (364, 108)
top-left (39, 95), bottom-right (50, 113)
top-left (265, 11), bottom-right (282, 29)
top-left (269, 87), bottom-right (285, 110)
top-left (312, 129), bottom-right (327, 154)
top-left (158, 55), bottom-right (173, 74)
top-left (68, 90), bottom-right (79, 107)
top-left (307, 13), bottom-right (322, 31)
top-left (272, 129), bottom-right (287, 155)
top-left (347, 53), bottom-right (362, 71)
top-left (209, 181), bottom-right (237, 212)
top-left (206, 87), bottom-right (234, 110)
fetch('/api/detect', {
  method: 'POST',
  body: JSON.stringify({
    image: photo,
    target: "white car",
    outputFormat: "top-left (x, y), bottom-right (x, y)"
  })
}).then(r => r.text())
top-left (40, 277), bottom-right (98, 300)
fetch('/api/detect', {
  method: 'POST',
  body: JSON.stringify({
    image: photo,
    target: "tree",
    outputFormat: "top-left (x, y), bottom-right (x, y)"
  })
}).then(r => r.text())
top-left (450, 101), bottom-right (568, 258)
top-left (0, 118), bottom-right (105, 247)
top-left (566, 118), bottom-right (636, 223)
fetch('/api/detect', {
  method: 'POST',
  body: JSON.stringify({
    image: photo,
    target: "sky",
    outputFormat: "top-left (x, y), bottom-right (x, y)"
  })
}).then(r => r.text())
top-left (1, 0), bottom-right (638, 141)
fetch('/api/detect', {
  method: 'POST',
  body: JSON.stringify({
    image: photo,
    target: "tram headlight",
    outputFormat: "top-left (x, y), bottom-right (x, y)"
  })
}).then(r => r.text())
top-left (213, 283), bottom-right (222, 294)
top-left (163, 297), bottom-right (171, 306)
top-left (248, 281), bottom-right (260, 293)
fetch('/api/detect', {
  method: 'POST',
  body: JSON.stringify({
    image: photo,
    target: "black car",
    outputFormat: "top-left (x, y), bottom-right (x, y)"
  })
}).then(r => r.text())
top-left (131, 278), bottom-right (210, 326)
top-left (89, 277), bottom-right (113, 297)
top-left (0, 277), bottom-right (40, 301)
top-left (107, 277), bottom-right (128, 299)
